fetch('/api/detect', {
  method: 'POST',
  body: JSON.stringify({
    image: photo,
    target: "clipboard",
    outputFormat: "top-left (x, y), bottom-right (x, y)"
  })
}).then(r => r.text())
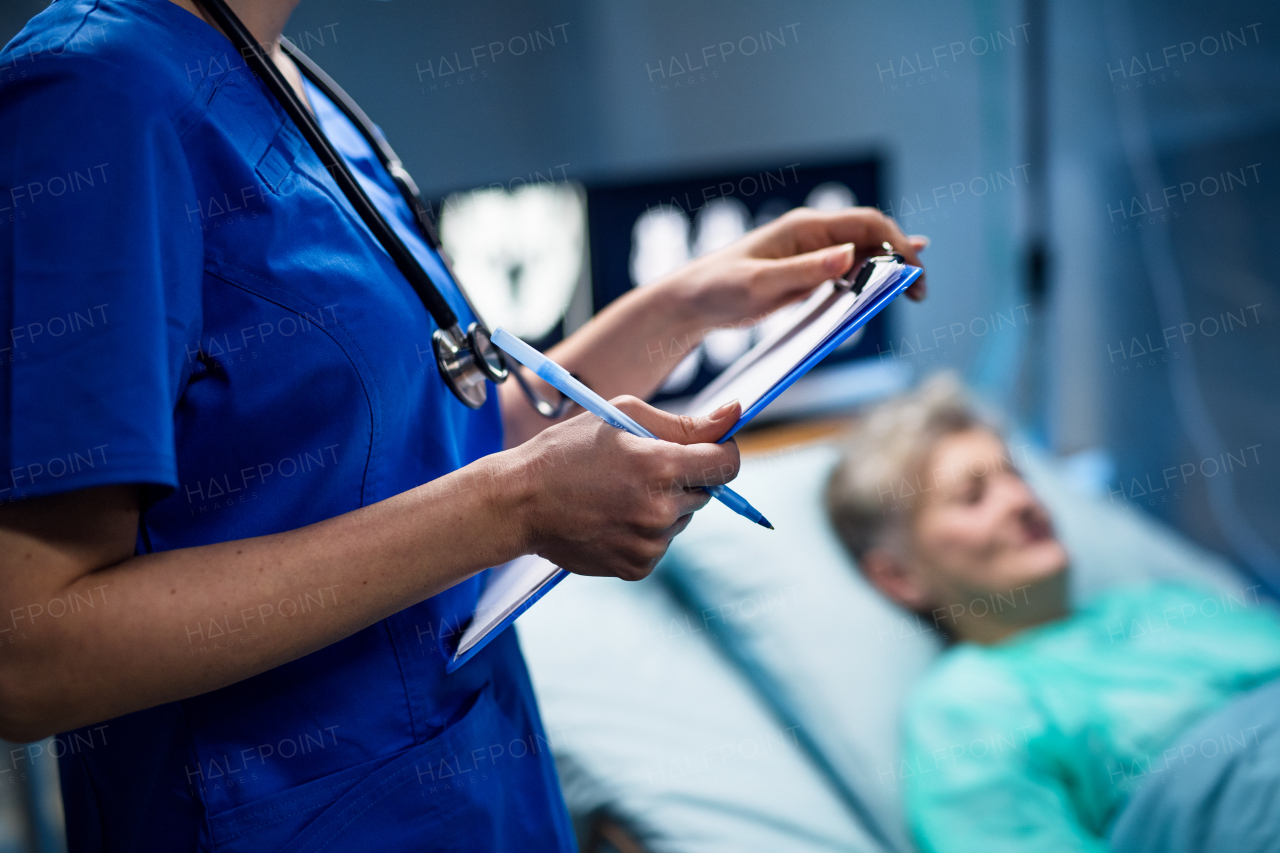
top-left (447, 254), bottom-right (920, 671)
top-left (683, 253), bottom-right (921, 440)
top-left (446, 555), bottom-right (568, 673)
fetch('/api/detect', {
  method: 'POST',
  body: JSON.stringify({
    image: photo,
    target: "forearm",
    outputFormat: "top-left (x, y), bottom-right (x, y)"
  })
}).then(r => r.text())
top-left (0, 457), bottom-right (529, 741)
top-left (550, 280), bottom-right (704, 397)
top-left (502, 281), bottom-right (703, 446)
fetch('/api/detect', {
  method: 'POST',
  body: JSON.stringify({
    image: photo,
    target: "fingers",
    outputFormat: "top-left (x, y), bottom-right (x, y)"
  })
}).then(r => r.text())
top-left (834, 209), bottom-right (928, 300)
top-left (668, 487), bottom-right (713, 519)
top-left (637, 442), bottom-right (739, 535)
top-left (529, 394), bottom-right (744, 583)
top-left (669, 439), bottom-right (741, 489)
top-left (904, 235), bottom-right (929, 300)
top-left (606, 396), bottom-right (742, 526)
top-left (862, 213), bottom-right (928, 299)
top-left (758, 207), bottom-right (929, 300)
top-left (750, 242), bottom-right (856, 307)
top-left (575, 507), bottom-right (696, 582)
top-left (633, 437), bottom-right (740, 505)
top-left (668, 513), bottom-right (695, 539)
top-left (858, 210), bottom-right (922, 271)
top-left (613, 396), bottom-right (742, 445)
top-left (634, 510), bottom-right (698, 545)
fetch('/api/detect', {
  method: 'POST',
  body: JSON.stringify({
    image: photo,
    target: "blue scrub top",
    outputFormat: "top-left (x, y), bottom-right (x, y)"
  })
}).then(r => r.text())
top-left (0, 2), bottom-right (575, 850)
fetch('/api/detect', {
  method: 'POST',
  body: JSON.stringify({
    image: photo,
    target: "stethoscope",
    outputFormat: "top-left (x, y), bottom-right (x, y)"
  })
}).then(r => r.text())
top-left (193, 0), bottom-right (571, 416)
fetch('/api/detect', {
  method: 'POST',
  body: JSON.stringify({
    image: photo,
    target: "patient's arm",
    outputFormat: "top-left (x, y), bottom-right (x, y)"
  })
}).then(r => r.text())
top-left (901, 659), bottom-right (1109, 853)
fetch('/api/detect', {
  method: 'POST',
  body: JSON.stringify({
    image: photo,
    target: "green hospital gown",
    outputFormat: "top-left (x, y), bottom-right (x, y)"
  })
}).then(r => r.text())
top-left (901, 582), bottom-right (1280, 853)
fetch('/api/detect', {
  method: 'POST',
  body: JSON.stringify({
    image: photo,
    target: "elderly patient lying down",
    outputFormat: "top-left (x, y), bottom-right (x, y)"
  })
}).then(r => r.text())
top-left (824, 375), bottom-right (1280, 853)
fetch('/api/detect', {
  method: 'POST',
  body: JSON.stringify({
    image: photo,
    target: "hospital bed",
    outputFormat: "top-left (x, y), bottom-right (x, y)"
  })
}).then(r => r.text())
top-left (516, 418), bottom-right (1248, 853)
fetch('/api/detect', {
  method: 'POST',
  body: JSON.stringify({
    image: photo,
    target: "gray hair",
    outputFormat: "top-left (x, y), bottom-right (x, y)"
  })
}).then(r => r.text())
top-left (824, 372), bottom-right (986, 561)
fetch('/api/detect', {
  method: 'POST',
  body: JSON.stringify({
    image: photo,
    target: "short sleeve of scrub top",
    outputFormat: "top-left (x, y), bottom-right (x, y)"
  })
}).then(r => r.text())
top-left (0, 2), bottom-right (575, 851)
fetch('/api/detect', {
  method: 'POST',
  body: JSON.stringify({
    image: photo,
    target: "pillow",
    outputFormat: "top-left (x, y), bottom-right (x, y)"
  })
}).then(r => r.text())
top-left (657, 443), bottom-right (930, 852)
top-left (517, 572), bottom-right (886, 853)
top-left (656, 439), bottom-right (1247, 849)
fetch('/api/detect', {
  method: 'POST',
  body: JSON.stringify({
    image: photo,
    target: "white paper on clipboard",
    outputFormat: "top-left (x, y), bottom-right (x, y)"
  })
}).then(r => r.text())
top-left (683, 259), bottom-right (904, 417)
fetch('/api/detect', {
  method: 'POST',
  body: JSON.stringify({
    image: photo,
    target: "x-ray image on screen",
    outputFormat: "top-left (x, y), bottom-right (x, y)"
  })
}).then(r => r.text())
top-left (438, 181), bottom-right (589, 344)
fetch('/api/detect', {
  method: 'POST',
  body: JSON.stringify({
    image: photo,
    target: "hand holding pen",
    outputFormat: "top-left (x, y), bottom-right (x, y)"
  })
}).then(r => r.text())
top-left (488, 326), bottom-right (768, 535)
top-left (494, 397), bottom-right (748, 579)
top-left (494, 328), bottom-right (772, 533)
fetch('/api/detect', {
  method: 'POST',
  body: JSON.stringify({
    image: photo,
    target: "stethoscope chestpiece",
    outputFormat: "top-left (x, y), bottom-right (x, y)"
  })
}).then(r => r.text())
top-left (432, 325), bottom-right (489, 409)
top-left (431, 322), bottom-right (512, 409)
top-left (465, 323), bottom-right (508, 383)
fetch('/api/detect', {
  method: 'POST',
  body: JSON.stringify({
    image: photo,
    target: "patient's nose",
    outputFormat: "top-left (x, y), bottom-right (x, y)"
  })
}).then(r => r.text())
top-left (994, 471), bottom-right (1041, 519)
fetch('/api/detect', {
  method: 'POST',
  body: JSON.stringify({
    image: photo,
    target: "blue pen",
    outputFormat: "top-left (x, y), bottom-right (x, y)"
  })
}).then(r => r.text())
top-left (491, 327), bottom-right (773, 530)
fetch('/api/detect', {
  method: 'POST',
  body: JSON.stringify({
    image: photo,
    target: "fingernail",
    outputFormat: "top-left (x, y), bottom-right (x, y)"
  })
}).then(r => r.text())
top-left (828, 242), bottom-right (854, 273)
top-left (710, 399), bottom-right (739, 419)
top-left (909, 234), bottom-right (930, 249)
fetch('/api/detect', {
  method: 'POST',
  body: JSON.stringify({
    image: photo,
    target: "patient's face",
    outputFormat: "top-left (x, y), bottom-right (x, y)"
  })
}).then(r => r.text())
top-left (907, 429), bottom-right (1069, 625)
